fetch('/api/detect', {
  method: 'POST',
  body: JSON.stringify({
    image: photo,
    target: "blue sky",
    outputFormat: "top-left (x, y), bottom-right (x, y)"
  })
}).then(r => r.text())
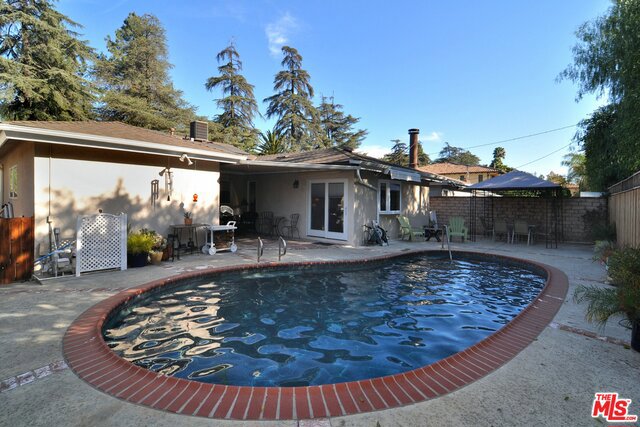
top-left (58, 0), bottom-right (610, 176)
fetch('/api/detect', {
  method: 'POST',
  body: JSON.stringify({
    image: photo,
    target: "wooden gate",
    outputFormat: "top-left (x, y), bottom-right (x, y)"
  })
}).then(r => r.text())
top-left (0, 217), bottom-right (34, 284)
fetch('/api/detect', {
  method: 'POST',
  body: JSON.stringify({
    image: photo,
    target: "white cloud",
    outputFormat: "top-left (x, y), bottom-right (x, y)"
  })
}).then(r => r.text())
top-left (421, 131), bottom-right (443, 142)
top-left (265, 13), bottom-right (298, 57)
top-left (356, 145), bottom-right (389, 159)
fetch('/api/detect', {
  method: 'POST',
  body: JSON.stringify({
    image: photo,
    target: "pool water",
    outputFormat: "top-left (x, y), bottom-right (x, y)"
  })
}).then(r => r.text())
top-left (103, 254), bottom-right (545, 387)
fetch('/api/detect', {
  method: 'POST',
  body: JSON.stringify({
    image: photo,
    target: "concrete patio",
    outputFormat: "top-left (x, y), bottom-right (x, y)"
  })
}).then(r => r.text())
top-left (1, 237), bottom-right (639, 426)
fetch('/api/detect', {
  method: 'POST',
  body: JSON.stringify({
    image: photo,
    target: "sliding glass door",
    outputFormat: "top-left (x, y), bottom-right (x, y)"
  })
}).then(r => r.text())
top-left (308, 180), bottom-right (347, 240)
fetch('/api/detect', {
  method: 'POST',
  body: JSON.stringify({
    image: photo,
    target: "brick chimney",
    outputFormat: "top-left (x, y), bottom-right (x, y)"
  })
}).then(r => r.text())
top-left (408, 128), bottom-right (420, 169)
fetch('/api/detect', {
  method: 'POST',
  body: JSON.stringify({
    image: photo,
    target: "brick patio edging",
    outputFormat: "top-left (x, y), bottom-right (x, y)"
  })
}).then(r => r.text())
top-left (62, 250), bottom-right (568, 420)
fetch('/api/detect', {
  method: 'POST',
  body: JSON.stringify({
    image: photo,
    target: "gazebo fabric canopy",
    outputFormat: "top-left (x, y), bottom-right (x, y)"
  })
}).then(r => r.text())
top-left (469, 170), bottom-right (561, 191)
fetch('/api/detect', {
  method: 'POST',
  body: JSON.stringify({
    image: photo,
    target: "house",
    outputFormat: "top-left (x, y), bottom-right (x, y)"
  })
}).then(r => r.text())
top-left (0, 122), bottom-right (458, 256)
top-left (218, 129), bottom-right (462, 245)
top-left (418, 162), bottom-right (500, 184)
top-left (0, 121), bottom-right (247, 254)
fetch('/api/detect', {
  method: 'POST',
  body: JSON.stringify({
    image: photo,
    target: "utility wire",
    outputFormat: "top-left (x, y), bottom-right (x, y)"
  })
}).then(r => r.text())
top-left (514, 142), bottom-right (573, 169)
top-left (426, 123), bottom-right (578, 156)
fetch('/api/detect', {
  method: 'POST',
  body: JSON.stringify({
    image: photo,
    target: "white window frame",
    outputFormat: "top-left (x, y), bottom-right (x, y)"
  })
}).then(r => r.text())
top-left (378, 180), bottom-right (401, 214)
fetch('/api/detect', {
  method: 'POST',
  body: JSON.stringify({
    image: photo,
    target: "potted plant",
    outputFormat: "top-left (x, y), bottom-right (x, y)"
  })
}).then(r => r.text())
top-left (184, 211), bottom-right (193, 225)
top-left (574, 246), bottom-right (640, 351)
top-left (127, 230), bottom-right (155, 268)
top-left (140, 229), bottom-right (166, 265)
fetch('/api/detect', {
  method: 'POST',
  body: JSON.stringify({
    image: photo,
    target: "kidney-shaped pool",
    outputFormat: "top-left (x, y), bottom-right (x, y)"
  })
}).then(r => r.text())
top-left (102, 253), bottom-right (546, 387)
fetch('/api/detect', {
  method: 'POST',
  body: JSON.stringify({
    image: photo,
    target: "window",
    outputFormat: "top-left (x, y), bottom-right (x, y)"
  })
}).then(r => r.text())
top-left (379, 180), bottom-right (401, 213)
top-left (459, 175), bottom-right (466, 182)
top-left (478, 174), bottom-right (484, 182)
top-left (9, 165), bottom-right (18, 198)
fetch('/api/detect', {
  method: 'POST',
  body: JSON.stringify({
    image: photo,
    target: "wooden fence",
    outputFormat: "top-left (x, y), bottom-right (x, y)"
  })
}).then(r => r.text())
top-left (609, 171), bottom-right (640, 248)
top-left (0, 217), bottom-right (34, 284)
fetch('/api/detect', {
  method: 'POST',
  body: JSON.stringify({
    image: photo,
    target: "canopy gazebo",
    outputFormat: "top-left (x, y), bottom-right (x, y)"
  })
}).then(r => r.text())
top-left (467, 170), bottom-right (563, 248)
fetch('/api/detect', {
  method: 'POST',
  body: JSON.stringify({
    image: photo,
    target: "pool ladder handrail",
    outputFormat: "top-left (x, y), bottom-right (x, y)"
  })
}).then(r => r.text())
top-left (256, 236), bottom-right (287, 262)
top-left (441, 225), bottom-right (453, 261)
top-left (257, 237), bottom-right (264, 262)
top-left (278, 236), bottom-right (287, 261)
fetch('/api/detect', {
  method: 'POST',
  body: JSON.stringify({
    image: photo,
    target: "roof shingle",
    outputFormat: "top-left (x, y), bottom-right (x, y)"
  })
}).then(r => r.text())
top-left (417, 162), bottom-right (499, 175)
top-left (3, 121), bottom-right (248, 156)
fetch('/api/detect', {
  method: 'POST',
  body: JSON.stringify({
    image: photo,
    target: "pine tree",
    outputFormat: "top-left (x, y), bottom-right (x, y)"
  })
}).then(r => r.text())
top-left (264, 46), bottom-right (319, 151)
top-left (94, 13), bottom-right (196, 132)
top-left (317, 95), bottom-right (367, 150)
top-left (205, 42), bottom-right (259, 151)
top-left (381, 139), bottom-right (429, 166)
top-left (436, 143), bottom-right (480, 165)
top-left (0, 0), bottom-right (95, 120)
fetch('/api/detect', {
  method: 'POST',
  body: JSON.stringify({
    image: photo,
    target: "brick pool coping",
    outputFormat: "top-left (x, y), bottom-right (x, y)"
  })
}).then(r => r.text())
top-left (63, 250), bottom-right (568, 420)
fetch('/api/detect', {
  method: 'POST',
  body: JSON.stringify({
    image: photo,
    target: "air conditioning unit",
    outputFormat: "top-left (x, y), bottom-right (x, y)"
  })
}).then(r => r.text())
top-left (189, 121), bottom-right (208, 141)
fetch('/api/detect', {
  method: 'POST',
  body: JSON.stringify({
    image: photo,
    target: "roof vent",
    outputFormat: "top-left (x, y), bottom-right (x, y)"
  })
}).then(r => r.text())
top-left (189, 121), bottom-right (208, 141)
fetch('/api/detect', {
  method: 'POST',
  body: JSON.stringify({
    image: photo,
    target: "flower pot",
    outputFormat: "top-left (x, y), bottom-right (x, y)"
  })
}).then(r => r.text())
top-left (149, 251), bottom-right (163, 265)
top-left (632, 320), bottom-right (640, 352)
top-left (127, 252), bottom-right (148, 268)
top-left (184, 218), bottom-right (193, 225)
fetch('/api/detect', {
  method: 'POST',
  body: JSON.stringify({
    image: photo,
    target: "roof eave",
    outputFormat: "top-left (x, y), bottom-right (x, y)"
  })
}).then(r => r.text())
top-left (239, 159), bottom-right (357, 171)
top-left (0, 124), bottom-right (247, 164)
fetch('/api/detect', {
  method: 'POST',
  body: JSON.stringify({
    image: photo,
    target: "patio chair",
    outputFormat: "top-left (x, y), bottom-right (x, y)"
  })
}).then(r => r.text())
top-left (281, 213), bottom-right (300, 239)
top-left (258, 211), bottom-right (274, 235)
top-left (537, 221), bottom-right (558, 249)
top-left (428, 211), bottom-right (439, 229)
top-left (512, 219), bottom-right (531, 245)
top-left (492, 219), bottom-right (511, 243)
top-left (478, 217), bottom-right (493, 238)
top-left (447, 216), bottom-right (468, 242)
top-left (397, 215), bottom-right (425, 241)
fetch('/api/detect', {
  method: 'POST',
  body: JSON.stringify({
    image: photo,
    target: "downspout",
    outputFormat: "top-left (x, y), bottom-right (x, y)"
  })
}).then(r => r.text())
top-left (355, 168), bottom-right (376, 191)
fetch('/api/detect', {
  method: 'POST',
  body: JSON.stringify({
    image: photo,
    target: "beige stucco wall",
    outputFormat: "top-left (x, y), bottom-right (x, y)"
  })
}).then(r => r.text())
top-left (355, 171), bottom-right (430, 241)
top-left (222, 169), bottom-right (431, 246)
top-left (32, 145), bottom-right (220, 252)
top-left (238, 170), bottom-right (357, 245)
top-left (0, 141), bottom-right (35, 217)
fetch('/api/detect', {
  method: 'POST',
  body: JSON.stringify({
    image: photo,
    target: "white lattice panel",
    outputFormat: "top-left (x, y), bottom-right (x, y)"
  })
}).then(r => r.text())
top-left (76, 213), bottom-right (127, 276)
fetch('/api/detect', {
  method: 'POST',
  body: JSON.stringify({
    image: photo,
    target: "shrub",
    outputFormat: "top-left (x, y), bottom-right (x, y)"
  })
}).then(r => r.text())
top-left (127, 231), bottom-right (155, 255)
top-left (575, 246), bottom-right (640, 327)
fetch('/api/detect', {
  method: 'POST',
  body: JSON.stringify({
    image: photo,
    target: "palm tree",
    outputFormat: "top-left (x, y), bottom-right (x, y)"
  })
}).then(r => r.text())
top-left (562, 152), bottom-right (589, 190)
top-left (256, 130), bottom-right (286, 155)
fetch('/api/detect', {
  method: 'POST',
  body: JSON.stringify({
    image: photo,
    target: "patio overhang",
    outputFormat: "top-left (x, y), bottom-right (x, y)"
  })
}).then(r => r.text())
top-left (0, 124), bottom-right (247, 164)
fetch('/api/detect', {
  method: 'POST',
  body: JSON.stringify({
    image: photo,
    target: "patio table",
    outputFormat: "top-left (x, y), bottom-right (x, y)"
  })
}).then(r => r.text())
top-left (423, 226), bottom-right (442, 242)
top-left (170, 223), bottom-right (206, 253)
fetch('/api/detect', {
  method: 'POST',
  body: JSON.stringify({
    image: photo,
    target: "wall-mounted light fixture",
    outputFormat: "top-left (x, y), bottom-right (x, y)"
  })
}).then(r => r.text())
top-left (293, 179), bottom-right (299, 189)
top-left (193, 193), bottom-right (198, 203)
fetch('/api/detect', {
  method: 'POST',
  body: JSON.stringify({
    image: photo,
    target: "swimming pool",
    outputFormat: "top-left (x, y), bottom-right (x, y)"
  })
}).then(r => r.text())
top-left (64, 250), bottom-right (568, 420)
top-left (103, 253), bottom-right (545, 387)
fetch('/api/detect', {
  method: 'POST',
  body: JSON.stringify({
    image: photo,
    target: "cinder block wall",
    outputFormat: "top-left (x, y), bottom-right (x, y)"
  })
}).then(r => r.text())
top-left (429, 196), bottom-right (607, 243)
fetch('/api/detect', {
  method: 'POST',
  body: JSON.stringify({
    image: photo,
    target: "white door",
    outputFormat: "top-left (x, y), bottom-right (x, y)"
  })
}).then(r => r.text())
top-left (308, 180), bottom-right (347, 240)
